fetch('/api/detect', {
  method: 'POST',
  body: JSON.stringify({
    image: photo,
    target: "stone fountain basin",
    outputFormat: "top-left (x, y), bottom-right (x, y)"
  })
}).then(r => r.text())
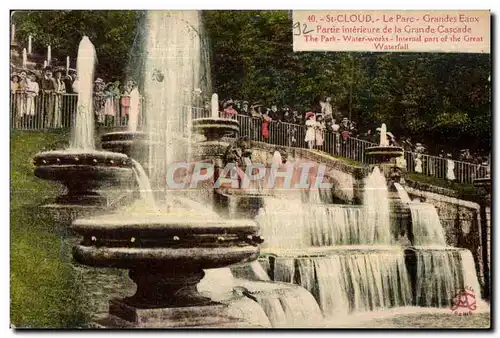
top-left (72, 215), bottom-right (262, 269)
top-left (33, 150), bottom-right (134, 189)
top-left (192, 118), bottom-right (240, 136)
top-left (100, 131), bottom-right (161, 156)
top-left (365, 146), bottom-right (404, 158)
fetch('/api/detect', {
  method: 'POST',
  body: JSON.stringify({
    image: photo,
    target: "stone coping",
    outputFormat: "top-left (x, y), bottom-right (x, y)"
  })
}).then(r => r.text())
top-left (404, 178), bottom-right (480, 204)
top-left (249, 141), bottom-right (369, 179)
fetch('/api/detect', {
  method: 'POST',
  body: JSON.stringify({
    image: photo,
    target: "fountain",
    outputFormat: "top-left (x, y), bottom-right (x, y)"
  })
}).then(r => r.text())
top-left (36, 12), bottom-right (486, 328)
top-left (363, 123), bottom-right (485, 309)
top-left (33, 36), bottom-right (134, 208)
top-left (72, 209), bottom-right (263, 327)
top-left (100, 88), bottom-right (153, 172)
top-left (191, 93), bottom-right (239, 156)
top-left (22, 48), bottom-right (27, 68)
top-left (251, 119), bottom-right (487, 321)
top-left (365, 123), bottom-right (404, 164)
top-left (69, 11), bottom-right (272, 328)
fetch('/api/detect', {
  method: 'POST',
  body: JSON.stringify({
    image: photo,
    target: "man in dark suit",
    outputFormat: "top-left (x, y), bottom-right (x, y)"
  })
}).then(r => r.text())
top-left (39, 67), bottom-right (57, 128)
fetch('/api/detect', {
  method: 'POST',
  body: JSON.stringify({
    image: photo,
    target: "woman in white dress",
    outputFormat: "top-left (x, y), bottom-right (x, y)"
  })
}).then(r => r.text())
top-left (446, 153), bottom-right (456, 181)
top-left (25, 73), bottom-right (39, 128)
top-left (414, 153), bottom-right (423, 173)
top-left (304, 112), bottom-right (316, 149)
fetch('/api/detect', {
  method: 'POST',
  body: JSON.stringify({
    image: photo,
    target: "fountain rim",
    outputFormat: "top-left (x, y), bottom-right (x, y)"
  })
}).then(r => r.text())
top-left (364, 145), bottom-right (404, 154)
top-left (72, 215), bottom-right (259, 232)
top-left (192, 117), bottom-right (240, 124)
top-left (73, 245), bottom-right (260, 269)
top-left (34, 149), bottom-right (130, 160)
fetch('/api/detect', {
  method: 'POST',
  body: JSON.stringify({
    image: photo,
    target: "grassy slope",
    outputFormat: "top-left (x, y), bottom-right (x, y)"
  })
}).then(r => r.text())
top-left (10, 130), bottom-right (88, 328)
top-left (406, 172), bottom-right (477, 200)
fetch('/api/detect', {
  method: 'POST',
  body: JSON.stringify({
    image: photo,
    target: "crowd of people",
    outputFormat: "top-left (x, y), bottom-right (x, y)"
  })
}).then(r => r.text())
top-left (10, 70), bottom-right (490, 178)
top-left (10, 66), bottom-right (137, 128)
top-left (10, 67), bottom-right (73, 128)
top-left (209, 97), bottom-right (491, 170)
top-left (208, 97), bottom-right (361, 150)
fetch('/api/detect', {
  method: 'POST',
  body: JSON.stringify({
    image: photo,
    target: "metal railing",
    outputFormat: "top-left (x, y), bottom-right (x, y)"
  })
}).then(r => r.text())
top-left (10, 92), bottom-right (489, 184)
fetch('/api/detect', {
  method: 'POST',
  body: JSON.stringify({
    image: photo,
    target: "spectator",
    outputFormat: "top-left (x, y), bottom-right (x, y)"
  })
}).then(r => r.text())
top-left (446, 153), bottom-right (456, 181)
top-left (282, 106), bottom-right (293, 124)
top-left (121, 80), bottom-right (135, 125)
top-left (331, 119), bottom-right (340, 132)
top-left (241, 101), bottom-right (249, 116)
top-left (93, 78), bottom-right (106, 124)
top-left (305, 112), bottom-right (316, 149)
top-left (315, 114), bottom-right (326, 149)
top-left (291, 110), bottom-right (303, 125)
top-left (63, 71), bottom-right (76, 94)
top-left (53, 69), bottom-right (66, 128)
top-left (222, 100), bottom-right (238, 119)
top-left (340, 117), bottom-right (349, 131)
top-left (11, 74), bottom-right (23, 126)
top-left (104, 81), bottom-right (120, 126)
top-left (261, 110), bottom-right (272, 142)
top-left (40, 67), bottom-right (57, 128)
top-left (25, 72), bottom-right (39, 128)
top-left (414, 153), bottom-right (423, 173)
top-left (11, 74), bottom-right (21, 93)
top-left (269, 104), bottom-right (283, 121)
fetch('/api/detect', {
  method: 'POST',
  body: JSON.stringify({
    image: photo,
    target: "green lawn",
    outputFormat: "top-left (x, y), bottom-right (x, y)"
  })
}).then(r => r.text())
top-left (10, 130), bottom-right (88, 328)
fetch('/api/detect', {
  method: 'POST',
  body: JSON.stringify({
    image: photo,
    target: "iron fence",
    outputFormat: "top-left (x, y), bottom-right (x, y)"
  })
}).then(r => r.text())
top-left (10, 92), bottom-right (489, 184)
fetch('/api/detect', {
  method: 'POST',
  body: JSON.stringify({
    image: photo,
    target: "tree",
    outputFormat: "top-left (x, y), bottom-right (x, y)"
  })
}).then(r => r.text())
top-left (12, 10), bottom-right (141, 81)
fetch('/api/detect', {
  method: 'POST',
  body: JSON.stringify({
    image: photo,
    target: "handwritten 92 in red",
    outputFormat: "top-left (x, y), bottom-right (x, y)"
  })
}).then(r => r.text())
top-left (451, 286), bottom-right (477, 316)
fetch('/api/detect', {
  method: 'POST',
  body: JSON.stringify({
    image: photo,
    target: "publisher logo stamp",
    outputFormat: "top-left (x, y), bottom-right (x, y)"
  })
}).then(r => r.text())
top-left (450, 286), bottom-right (477, 316)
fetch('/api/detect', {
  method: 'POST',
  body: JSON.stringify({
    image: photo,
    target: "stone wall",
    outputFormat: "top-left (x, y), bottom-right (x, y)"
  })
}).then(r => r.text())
top-left (249, 141), bottom-right (367, 203)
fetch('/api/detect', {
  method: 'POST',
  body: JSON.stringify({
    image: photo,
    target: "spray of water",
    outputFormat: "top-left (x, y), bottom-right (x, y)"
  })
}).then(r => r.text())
top-left (409, 203), bottom-right (447, 246)
top-left (127, 88), bottom-right (140, 132)
top-left (70, 36), bottom-right (96, 150)
top-left (363, 167), bottom-right (391, 244)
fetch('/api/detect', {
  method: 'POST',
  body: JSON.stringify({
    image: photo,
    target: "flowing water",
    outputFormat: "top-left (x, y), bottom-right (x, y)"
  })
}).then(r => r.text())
top-left (362, 167), bottom-right (391, 244)
top-left (130, 158), bottom-right (156, 208)
top-left (269, 248), bottom-right (412, 317)
top-left (64, 10), bottom-right (485, 328)
top-left (394, 182), bottom-right (411, 203)
top-left (409, 203), bottom-right (447, 246)
top-left (22, 48), bottom-right (27, 68)
top-left (413, 247), bottom-right (482, 309)
top-left (70, 36), bottom-right (96, 150)
top-left (127, 88), bottom-right (140, 132)
top-left (256, 197), bottom-right (311, 250)
top-left (255, 164), bottom-right (483, 323)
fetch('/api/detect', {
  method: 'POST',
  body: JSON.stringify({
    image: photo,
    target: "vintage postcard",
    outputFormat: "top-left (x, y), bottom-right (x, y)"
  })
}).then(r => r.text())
top-left (10, 9), bottom-right (491, 329)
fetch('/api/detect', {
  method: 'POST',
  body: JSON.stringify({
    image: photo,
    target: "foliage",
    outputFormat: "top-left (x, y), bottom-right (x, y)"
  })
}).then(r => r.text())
top-left (12, 10), bottom-right (491, 152)
top-left (12, 10), bottom-right (141, 81)
top-left (203, 11), bottom-right (491, 153)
